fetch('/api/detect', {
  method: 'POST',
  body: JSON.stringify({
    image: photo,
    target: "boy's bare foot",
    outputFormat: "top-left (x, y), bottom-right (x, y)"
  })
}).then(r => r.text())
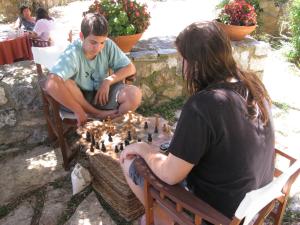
top-left (93, 109), bottom-right (119, 120)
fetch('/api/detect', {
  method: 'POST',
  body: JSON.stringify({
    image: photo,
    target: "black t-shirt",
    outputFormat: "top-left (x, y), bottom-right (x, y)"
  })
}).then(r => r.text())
top-left (169, 81), bottom-right (275, 219)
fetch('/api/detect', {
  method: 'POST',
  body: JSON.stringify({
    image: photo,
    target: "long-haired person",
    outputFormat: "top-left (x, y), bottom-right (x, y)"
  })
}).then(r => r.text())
top-left (120, 21), bottom-right (275, 225)
top-left (29, 7), bottom-right (54, 41)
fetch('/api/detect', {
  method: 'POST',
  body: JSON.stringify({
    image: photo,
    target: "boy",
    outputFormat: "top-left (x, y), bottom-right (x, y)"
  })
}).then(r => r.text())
top-left (45, 13), bottom-right (142, 126)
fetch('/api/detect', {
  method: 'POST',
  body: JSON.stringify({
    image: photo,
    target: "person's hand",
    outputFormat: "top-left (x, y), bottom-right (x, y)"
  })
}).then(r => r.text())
top-left (74, 110), bottom-right (88, 126)
top-left (119, 142), bottom-right (152, 164)
top-left (94, 79), bottom-right (111, 106)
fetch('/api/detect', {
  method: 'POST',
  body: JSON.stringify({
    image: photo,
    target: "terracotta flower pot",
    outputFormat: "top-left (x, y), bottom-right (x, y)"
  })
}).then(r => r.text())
top-left (112, 33), bottom-right (143, 53)
top-left (216, 22), bottom-right (256, 41)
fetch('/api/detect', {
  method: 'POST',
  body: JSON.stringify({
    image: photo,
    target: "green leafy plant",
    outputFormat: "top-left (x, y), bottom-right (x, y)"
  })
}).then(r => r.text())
top-left (84, 0), bottom-right (151, 37)
top-left (289, 0), bottom-right (300, 65)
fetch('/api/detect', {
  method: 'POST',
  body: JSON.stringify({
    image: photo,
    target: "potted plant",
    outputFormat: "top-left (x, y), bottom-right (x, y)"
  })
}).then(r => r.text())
top-left (216, 0), bottom-right (257, 41)
top-left (84, 0), bottom-right (151, 52)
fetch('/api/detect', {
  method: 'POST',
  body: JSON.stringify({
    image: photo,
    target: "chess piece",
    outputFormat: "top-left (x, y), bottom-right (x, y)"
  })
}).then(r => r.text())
top-left (91, 134), bottom-right (95, 146)
top-left (90, 143), bottom-right (94, 152)
top-left (154, 115), bottom-right (159, 133)
top-left (154, 126), bottom-right (158, 134)
top-left (101, 141), bottom-right (106, 152)
top-left (127, 131), bottom-right (132, 141)
top-left (137, 138), bottom-right (142, 142)
top-left (144, 121), bottom-right (148, 129)
top-left (136, 116), bottom-right (141, 124)
top-left (86, 131), bottom-right (91, 142)
top-left (108, 133), bottom-right (113, 142)
top-left (163, 124), bottom-right (168, 133)
top-left (125, 139), bottom-right (130, 146)
top-left (114, 145), bottom-right (119, 153)
top-left (147, 133), bottom-right (152, 143)
top-left (120, 143), bottom-right (124, 151)
top-left (128, 111), bottom-right (133, 121)
top-left (95, 141), bottom-right (99, 149)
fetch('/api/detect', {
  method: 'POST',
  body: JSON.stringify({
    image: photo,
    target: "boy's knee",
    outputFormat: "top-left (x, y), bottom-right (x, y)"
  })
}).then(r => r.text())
top-left (120, 85), bottom-right (142, 105)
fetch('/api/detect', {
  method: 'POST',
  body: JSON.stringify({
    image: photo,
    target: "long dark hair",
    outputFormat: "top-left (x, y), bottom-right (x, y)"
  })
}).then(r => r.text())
top-left (36, 7), bottom-right (52, 21)
top-left (175, 21), bottom-right (271, 125)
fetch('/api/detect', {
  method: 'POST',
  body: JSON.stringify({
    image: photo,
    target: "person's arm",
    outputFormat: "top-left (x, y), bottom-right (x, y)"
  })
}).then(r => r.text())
top-left (45, 74), bottom-right (87, 126)
top-left (120, 142), bottom-right (194, 185)
top-left (94, 62), bottom-right (136, 105)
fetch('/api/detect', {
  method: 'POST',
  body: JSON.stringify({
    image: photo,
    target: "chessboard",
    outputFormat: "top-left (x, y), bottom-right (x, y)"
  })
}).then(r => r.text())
top-left (76, 112), bottom-right (174, 221)
top-left (77, 111), bottom-right (173, 158)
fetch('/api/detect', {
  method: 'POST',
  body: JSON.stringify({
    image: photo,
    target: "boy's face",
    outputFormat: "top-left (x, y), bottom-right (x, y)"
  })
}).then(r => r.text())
top-left (81, 33), bottom-right (107, 59)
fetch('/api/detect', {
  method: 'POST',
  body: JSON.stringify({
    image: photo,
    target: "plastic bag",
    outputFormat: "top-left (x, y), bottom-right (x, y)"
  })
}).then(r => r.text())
top-left (71, 163), bottom-right (92, 195)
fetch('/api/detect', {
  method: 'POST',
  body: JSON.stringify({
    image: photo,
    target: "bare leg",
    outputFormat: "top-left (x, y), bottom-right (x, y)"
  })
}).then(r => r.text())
top-left (64, 79), bottom-right (118, 119)
top-left (117, 85), bottom-right (142, 115)
top-left (120, 158), bottom-right (174, 225)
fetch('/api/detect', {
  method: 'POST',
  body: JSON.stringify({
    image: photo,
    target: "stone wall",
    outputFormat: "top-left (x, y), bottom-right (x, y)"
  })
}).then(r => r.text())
top-left (0, 37), bottom-right (270, 150)
top-left (0, 0), bottom-right (76, 22)
top-left (260, 0), bottom-right (291, 35)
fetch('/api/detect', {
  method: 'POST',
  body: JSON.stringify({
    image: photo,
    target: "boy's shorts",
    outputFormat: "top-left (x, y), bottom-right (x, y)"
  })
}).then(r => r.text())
top-left (62, 82), bottom-right (124, 112)
top-left (82, 82), bottom-right (125, 110)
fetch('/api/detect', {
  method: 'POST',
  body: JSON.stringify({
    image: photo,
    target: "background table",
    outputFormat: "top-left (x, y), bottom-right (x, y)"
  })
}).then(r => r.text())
top-left (0, 35), bottom-right (33, 65)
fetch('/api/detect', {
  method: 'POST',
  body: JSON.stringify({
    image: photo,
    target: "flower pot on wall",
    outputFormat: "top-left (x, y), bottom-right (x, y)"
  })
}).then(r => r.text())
top-left (216, 22), bottom-right (256, 41)
top-left (112, 33), bottom-right (143, 53)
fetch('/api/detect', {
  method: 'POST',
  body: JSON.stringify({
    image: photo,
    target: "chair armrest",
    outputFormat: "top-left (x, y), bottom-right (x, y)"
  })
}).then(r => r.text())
top-left (275, 148), bottom-right (297, 177)
top-left (133, 157), bottom-right (231, 225)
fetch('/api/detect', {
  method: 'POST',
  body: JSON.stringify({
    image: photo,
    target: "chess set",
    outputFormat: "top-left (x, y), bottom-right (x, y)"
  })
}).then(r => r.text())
top-left (77, 111), bottom-right (173, 158)
top-left (76, 112), bottom-right (174, 221)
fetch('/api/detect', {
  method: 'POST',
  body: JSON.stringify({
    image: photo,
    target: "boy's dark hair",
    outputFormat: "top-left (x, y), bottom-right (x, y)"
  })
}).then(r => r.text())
top-left (36, 7), bottom-right (52, 21)
top-left (81, 13), bottom-right (108, 38)
top-left (20, 5), bottom-right (30, 15)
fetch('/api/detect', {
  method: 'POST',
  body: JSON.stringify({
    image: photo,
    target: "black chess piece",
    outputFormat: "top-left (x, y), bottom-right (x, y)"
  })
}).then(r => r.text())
top-left (124, 139), bottom-right (130, 146)
top-left (127, 131), bottom-right (132, 141)
top-left (144, 121), bottom-right (148, 129)
top-left (137, 137), bottom-right (141, 142)
top-left (108, 133), bottom-right (113, 142)
top-left (90, 143), bottom-right (94, 152)
top-left (120, 143), bottom-right (124, 151)
top-left (91, 134), bottom-right (95, 146)
top-left (101, 141), bottom-right (106, 152)
top-left (95, 141), bottom-right (99, 149)
top-left (86, 131), bottom-right (91, 142)
top-left (147, 133), bottom-right (152, 143)
top-left (114, 145), bottom-right (119, 153)
top-left (154, 126), bottom-right (158, 133)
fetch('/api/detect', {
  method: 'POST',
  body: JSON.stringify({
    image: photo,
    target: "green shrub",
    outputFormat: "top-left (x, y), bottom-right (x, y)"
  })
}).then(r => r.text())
top-left (289, 0), bottom-right (300, 63)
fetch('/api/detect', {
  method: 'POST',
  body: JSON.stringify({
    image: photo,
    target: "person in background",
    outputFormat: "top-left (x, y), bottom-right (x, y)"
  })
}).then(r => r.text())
top-left (29, 7), bottom-right (54, 41)
top-left (14, 5), bottom-right (35, 31)
top-left (120, 21), bottom-right (275, 225)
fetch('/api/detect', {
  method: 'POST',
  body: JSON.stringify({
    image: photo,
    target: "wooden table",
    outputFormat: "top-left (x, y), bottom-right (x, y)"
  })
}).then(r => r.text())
top-left (0, 34), bottom-right (33, 65)
top-left (77, 112), bottom-right (173, 221)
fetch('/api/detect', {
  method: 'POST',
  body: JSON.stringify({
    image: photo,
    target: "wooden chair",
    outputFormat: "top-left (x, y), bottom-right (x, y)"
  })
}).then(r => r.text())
top-left (31, 38), bottom-right (78, 170)
top-left (134, 148), bottom-right (300, 225)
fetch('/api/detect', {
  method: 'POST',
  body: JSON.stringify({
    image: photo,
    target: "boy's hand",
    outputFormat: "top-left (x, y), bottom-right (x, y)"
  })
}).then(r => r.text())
top-left (94, 79), bottom-right (111, 106)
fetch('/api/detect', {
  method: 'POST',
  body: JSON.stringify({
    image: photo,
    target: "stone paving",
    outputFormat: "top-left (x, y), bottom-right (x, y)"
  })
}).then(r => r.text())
top-left (0, 1), bottom-right (300, 225)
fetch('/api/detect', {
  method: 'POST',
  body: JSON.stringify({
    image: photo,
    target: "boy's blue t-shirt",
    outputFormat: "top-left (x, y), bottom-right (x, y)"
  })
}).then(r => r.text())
top-left (50, 38), bottom-right (131, 91)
